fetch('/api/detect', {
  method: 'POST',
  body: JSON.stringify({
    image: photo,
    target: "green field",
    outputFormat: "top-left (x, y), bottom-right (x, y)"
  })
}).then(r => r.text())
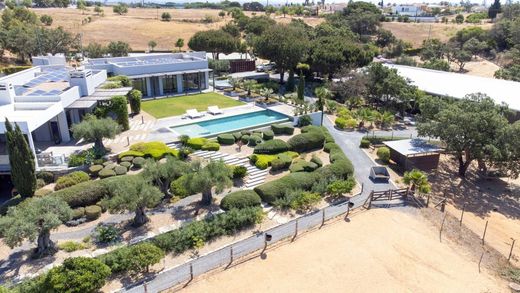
top-left (142, 93), bottom-right (244, 119)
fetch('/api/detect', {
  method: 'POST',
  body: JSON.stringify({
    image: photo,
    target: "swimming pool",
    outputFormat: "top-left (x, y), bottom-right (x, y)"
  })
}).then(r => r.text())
top-left (170, 110), bottom-right (290, 137)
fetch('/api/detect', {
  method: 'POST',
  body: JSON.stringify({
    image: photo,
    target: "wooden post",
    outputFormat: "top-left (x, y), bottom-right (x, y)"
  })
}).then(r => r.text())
top-left (482, 220), bottom-right (489, 245)
top-left (144, 282), bottom-right (148, 293)
top-left (426, 194), bottom-right (430, 207)
top-left (320, 209), bottom-right (325, 228)
top-left (368, 192), bottom-right (373, 209)
top-left (189, 263), bottom-right (194, 281)
top-left (439, 212), bottom-right (447, 242)
top-left (440, 199), bottom-right (446, 213)
top-left (230, 247), bottom-right (234, 264)
top-left (294, 219), bottom-right (298, 238)
top-left (127, 136), bottom-right (130, 146)
top-left (141, 116), bottom-right (144, 124)
top-left (459, 204), bottom-right (465, 227)
top-left (508, 239), bottom-right (516, 262)
top-left (478, 251), bottom-right (484, 273)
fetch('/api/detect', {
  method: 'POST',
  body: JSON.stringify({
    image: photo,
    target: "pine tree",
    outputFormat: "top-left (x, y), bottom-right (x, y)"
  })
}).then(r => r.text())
top-left (5, 118), bottom-right (36, 197)
top-left (488, 0), bottom-right (501, 19)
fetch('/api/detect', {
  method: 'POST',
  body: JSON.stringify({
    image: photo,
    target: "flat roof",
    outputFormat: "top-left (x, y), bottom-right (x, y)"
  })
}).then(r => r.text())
top-left (127, 68), bottom-right (211, 79)
top-left (383, 139), bottom-right (442, 156)
top-left (82, 87), bottom-right (133, 101)
top-left (67, 100), bottom-right (97, 109)
top-left (385, 64), bottom-right (520, 112)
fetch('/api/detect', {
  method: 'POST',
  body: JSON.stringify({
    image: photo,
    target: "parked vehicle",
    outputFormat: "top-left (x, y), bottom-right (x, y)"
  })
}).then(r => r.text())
top-left (256, 62), bottom-right (275, 72)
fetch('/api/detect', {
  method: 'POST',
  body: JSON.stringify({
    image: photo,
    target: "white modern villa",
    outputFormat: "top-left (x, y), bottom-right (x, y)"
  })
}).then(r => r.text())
top-left (0, 52), bottom-right (210, 172)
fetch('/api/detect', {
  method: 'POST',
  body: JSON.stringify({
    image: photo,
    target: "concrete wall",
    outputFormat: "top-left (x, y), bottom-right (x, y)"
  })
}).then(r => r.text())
top-left (0, 67), bottom-right (40, 86)
top-left (292, 112), bottom-right (323, 126)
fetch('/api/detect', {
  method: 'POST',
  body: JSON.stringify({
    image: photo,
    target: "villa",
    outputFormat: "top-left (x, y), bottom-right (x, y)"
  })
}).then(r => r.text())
top-left (0, 52), bottom-right (211, 172)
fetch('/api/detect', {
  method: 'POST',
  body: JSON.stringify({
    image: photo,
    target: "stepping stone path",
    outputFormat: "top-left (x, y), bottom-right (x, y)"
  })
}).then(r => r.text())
top-left (166, 142), bottom-right (268, 189)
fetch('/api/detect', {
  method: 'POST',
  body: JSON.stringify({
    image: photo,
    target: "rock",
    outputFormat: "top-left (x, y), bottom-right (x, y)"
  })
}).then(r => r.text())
top-left (510, 282), bottom-right (520, 292)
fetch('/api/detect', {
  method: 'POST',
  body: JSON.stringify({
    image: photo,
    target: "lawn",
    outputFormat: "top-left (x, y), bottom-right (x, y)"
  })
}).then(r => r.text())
top-left (141, 93), bottom-right (244, 118)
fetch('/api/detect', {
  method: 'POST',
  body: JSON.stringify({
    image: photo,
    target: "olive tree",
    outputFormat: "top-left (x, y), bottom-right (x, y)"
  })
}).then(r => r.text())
top-left (185, 160), bottom-right (232, 205)
top-left (0, 197), bottom-right (72, 257)
top-left (71, 115), bottom-right (121, 154)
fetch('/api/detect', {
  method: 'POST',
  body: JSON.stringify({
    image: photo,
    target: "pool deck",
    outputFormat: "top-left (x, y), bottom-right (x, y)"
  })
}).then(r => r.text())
top-left (147, 103), bottom-right (294, 143)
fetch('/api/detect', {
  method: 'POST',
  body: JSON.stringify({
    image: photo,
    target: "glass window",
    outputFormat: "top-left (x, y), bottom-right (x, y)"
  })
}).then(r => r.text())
top-left (183, 73), bottom-right (200, 92)
top-left (132, 78), bottom-right (147, 96)
top-left (162, 75), bottom-right (177, 94)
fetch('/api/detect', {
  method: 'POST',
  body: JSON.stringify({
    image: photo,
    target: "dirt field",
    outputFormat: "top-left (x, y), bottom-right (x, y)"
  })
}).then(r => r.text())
top-left (178, 207), bottom-right (508, 293)
top-left (382, 22), bottom-right (494, 48)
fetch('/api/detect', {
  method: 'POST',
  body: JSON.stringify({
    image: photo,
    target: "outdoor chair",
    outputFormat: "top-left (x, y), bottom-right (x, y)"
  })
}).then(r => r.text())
top-left (207, 106), bottom-right (223, 115)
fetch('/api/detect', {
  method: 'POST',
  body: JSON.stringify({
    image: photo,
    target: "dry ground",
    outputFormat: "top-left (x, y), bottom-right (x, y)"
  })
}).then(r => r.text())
top-left (177, 207), bottom-right (508, 293)
top-left (382, 22), bottom-right (494, 48)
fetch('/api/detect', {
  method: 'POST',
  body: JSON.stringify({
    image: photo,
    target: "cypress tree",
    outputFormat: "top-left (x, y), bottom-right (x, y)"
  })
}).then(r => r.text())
top-left (5, 118), bottom-right (36, 197)
top-left (110, 95), bottom-right (130, 131)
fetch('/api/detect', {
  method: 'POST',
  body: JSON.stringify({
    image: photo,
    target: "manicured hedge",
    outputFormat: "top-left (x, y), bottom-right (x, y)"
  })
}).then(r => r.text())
top-left (232, 132), bottom-right (242, 140)
top-left (262, 130), bottom-right (274, 140)
top-left (118, 150), bottom-right (144, 160)
top-left (36, 171), bottom-right (54, 184)
top-left (360, 139), bottom-right (370, 148)
top-left (132, 157), bottom-right (146, 168)
top-left (99, 168), bottom-right (116, 179)
top-left (89, 165), bottom-right (103, 176)
top-left (114, 166), bottom-right (127, 175)
top-left (289, 159), bottom-right (319, 173)
top-left (51, 180), bottom-right (109, 208)
top-left (217, 133), bottom-right (235, 145)
top-left (126, 141), bottom-right (179, 160)
top-left (271, 124), bottom-right (294, 135)
top-left (254, 172), bottom-right (320, 203)
top-left (54, 171), bottom-right (90, 191)
top-left (240, 135), bottom-right (250, 144)
top-left (287, 129), bottom-right (325, 153)
top-left (201, 142), bottom-right (220, 151)
top-left (220, 190), bottom-right (262, 210)
top-left (250, 151), bottom-right (298, 169)
top-left (248, 135), bottom-right (262, 146)
top-left (270, 153), bottom-right (294, 171)
top-left (253, 139), bottom-right (289, 154)
top-left (187, 137), bottom-right (207, 150)
top-left (85, 205), bottom-right (102, 221)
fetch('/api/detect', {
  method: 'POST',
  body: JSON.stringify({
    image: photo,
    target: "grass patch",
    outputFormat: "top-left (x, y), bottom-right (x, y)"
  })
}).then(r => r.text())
top-left (142, 93), bottom-right (244, 118)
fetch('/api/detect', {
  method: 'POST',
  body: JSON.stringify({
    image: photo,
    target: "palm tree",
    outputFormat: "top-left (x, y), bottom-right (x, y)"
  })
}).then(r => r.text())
top-left (259, 87), bottom-right (274, 102)
top-left (325, 100), bottom-right (337, 114)
top-left (315, 86), bottom-right (332, 125)
top-left (356, 108), bottom-right (374, 129)
top-left (380, 111), bottom-right (395, 129)
top-left (185, 160), bottom-right (233, 205)
top-left (403, 169), bottom-right (431, 194)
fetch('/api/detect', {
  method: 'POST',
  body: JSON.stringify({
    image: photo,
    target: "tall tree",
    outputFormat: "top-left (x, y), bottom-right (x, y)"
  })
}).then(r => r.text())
top-left (254, 24), bottom-right (309, 83)
top-left (0, 196), bottom-right (72, 257)
top-left (71, 115), bottom-right (121, 154)
top-left (141, 157), bottom-right (190, 196)
top-left (188, 30), bottom-right (237, 59)
top-left (45, 257), bottom-right (111, 293)
top-left (417, 93), bottom-right (510, 177)
top-left (106, 41), bottom-right (131, 57)
top-left (5, 118), bottom-right (36, 197)
top-left (488, 0), bottom-right (501, 19)
top-left (175, 38), bottom-right (184, 52)
top-left (102, 176), bottom-right (163, 226)
top-left (315, 86), bottom-right (331, 125)
top-left (185, 160), bottom-right (232, 205)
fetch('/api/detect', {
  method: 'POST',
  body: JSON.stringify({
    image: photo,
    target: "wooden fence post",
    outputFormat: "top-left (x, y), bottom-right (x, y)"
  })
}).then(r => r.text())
top-left (426, 194), bottom-right (430, 207)
top-left (294, 219), bottom-right (298, 238)
top-left (482, 220), bottom-right (489, 245)
top-left (459, 204), bottom-right (465, 227)
top-left (509, 239), bottom-right (516, 262)
top-left (230, 247), bottom-right (234, 264)
top-left (320, 209), bottom-right (325, 228)
top-left (478, 252), bottom-right (484, 273)
top-left (189, 263), bottom-right (193, 281)
top-left (439, 212), bottom-right (447, 242)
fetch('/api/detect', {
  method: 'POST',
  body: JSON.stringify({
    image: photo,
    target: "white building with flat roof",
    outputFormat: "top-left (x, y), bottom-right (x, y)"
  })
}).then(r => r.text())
top-left (384, 64), bottom-right (520, 112)
top-left (84, 52), bottom-right (211, 98)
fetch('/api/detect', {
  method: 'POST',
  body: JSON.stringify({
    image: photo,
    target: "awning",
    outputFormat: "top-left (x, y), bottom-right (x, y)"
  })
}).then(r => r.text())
top-left (83, 87), bottom-right (133, 101)
top-left (66, 100), bottom-right (97, 109)
top-left (126, 69), bottom-right (212, 79)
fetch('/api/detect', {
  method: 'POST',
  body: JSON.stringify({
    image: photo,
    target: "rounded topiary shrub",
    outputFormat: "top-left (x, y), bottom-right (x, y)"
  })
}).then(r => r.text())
top-left (85, 205), bottom-right (102, 221)
top-left (103, 163), bottom-right (117, 170)
top-left (132, 157), bottom-right (146, 169)
top-left (335, 117), bottom-right (347, 129)
top-left (262, 130), bottom-right (274, 140)
top-left (201, 142), bottom-right (220, 151)
top-left (89, 165), bottom-right (103, 176)
top-left (241, 135), bottom-right (250, 144)
top-left (360, 139), bottom-right (370, 148)
top-left (36, 171), bottom-right (54, 184)
top-left (248, 135), bottom-right (262, 146)
top-left (232, 132), bottom-right (242, 140)
top-left (55, 171), bottom-right (90, 191)
top-left (217, 133), bottom-right (235, 145)
top-left (271, 124), bottom-right (294, 135)
top-left (34, 188), bottom-right (53, 197)
top-left (220, 190), bottom-right (262, 211)
top-left (72, 207), bottom-right (85, 220)
top-left (114, 165), bottom-right (127, 175)
top-left (377, 147), bottom-right (391, 163)
top-left (253, 139), bottom-right (289, 154)
top-left (232, 165), bottom-right (248, 179)
top-left (120, 161), bottom-right (132, 169)
top-left (98, 168), bottom-right (116, 179)
top-left (120, 156), bottom-right (134, 163)
top-left (187, 138), bottom-right (207, 150)
top-left (311, 154), bottom-right (323, 167)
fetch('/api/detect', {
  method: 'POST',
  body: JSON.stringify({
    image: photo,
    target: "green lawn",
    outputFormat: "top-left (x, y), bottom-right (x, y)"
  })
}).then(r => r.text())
top-left (141, 93), bottom-right (244, 119)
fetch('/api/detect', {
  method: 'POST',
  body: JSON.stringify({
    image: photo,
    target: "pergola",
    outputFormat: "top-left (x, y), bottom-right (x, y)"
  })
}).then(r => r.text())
top-left (383, 139), bottom-right (442, 171)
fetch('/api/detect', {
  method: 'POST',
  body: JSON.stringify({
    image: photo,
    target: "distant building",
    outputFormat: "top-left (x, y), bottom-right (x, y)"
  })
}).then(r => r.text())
top-left (391, 5), bottom-right (424, 16)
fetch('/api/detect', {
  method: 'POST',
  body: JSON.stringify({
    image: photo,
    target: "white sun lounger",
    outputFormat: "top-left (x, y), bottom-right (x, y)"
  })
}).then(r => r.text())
top-left (207, 106), bottom-right (223, 115)
top-left (186, 109), bottom-right (205, 119)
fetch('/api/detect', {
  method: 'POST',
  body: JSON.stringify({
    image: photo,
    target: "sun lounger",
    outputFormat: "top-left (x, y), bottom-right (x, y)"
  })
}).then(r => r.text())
top-left (207, 106), bottom-right (223, 115)
top-left (186, 109), bottom-right (205, 119)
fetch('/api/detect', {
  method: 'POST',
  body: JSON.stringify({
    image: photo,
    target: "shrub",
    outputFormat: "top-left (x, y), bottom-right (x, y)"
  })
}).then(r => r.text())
top-left (34, 188), bottom-right (53, 197)
top-left (108, 75), bottom-right (131, 87)
top-left (71, 207), bottom-right (85, 219)
top-left (103, 162), bottom-right (117, 170)
top-left (132, 157), bottom-right (146, 168)
top-left (220, 190), bottom-right (262, 210)
top-left (335, 117), bottom-right (348, 129)
top-left (251, 151), bottom-right (297, 169)
top-left (36, 171), bottom-right (54, 184)
top-left (254, 172), bottom-right (320, 203)
top-left (127, 89), bottom-right (142, 114)
top-left (253, 139), bottom-right (289, 154)
top-left (120, 161), bottom-right (131, 169)
top-left (289, 191), bottom-right (321, 212)
top-left (114, 165), bottom-right (127, 175)
top-left (118, 150), bottom-right (144, 160)
top-left (58, 241), bottom-right (87, 252)
top-left (240, 135), bottom-right (250, 144)
top-left (298, 114), bottom-right (313, 127)
top-left (262, 129), bottom-right (274, 140)
top-left (289, 159), bottom-right (319, 173)
top-left (36, 178), bottom-right (46, 189)
top-left (85, 205), bottom-right (102, 221)
top-left (232, 132), bottom-right (242, 140)
top-left (50, 180), bottom-right (109, 208)
top-left (201, 142), bottom-right (220, 151)
top-left (232, 165), bottom-right (247, 179)
top-left (129, 141), bottom-right (179, 160)
top-left (187, 137), bottom-right (207, 150)
top-left (271, 154), bottom-right (293, 171)
top-left (248, 135), bottom-right (262, 146)
top-left (45, 257), bottom-right (111, 293)
top-left (89, 164), bottom-right (103, 176)
top-left (94, 224), bottom-right (121, 244)
top-left (98, 168), bottom-right (116, 179)
top-left (310, 154), bottom-right (323, 167)
top-left (327, 178), bottom-right (356, 198)
top-left (110, 95), bottom-right (130, 131)
top-left (271, 124), bottom-right (294, 135)
top-left (68, 153), bottom-right (86, 167)
top-left (54, 171), bottom-right (90, 191)
top-left (360, 139), bottom-right (370, 148)
top-left (377, 147), bottom-right (391, 163)
top-left (287, 129), bottom-right (325, 153)
top-left (170, 175), bottom-right (192, 198)
top-left (217, 133), bottom-right (235, 145)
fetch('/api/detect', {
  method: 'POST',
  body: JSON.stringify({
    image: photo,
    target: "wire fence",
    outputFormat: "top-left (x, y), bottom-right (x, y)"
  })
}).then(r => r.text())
top-left (121, 199), bottom-right (357, 293)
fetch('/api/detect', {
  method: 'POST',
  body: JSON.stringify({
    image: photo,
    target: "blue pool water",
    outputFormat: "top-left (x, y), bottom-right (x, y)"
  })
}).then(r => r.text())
top-left (170, 110), bottom-right (289, 137)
